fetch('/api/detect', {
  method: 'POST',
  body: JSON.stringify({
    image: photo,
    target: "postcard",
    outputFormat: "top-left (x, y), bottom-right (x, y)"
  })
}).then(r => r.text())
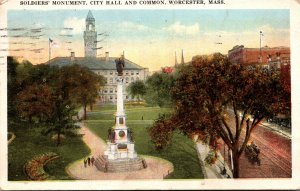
top-left (0, 0), bottom-right (300, 190)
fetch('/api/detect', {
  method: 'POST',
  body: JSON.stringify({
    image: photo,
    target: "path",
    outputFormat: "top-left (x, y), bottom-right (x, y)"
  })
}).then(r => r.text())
top-left (7, 132), bottom-right (16, 145)
top-left (66, 124), bottom-right (174, 180)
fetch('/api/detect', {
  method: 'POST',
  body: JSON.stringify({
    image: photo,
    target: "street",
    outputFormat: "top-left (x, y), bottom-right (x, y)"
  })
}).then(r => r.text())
top-left (222, 111), bottom-right (291, 178)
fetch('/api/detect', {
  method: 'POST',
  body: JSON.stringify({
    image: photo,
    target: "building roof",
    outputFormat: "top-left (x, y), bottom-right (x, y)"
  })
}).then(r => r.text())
top-left (86, 10), bottom-right (95, 21)
top-left (48, 56), bottom-right (146, 70)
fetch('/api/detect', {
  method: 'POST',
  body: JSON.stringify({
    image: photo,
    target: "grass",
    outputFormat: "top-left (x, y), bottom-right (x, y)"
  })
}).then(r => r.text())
top-left (85, 104), bottom-right (204, 179)
top-left (87, 105), bottom-right (172, 120)
top-left (8, 124), bottom-right (90, 180)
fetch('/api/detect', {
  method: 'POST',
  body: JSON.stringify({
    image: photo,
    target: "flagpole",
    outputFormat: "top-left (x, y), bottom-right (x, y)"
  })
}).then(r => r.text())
top-left (260, 31), bottom-right (262, 63)
top-left (49, 38), bottom-right (50, 64)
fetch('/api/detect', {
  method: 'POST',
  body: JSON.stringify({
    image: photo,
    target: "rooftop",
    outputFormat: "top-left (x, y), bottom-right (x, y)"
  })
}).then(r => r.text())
top-left (48, 56), bottom-right (146, 70)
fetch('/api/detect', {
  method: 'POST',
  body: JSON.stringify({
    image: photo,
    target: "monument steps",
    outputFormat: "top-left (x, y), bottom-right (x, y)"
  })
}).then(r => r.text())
top-left (95, 155), bottom-right (147, 173)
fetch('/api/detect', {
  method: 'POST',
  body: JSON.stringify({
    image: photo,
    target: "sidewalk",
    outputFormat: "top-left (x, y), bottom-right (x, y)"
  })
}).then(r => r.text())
top-left (194, 137), bottom-right (232, 179)
top-left (261, 121), bottom-right (291, 139)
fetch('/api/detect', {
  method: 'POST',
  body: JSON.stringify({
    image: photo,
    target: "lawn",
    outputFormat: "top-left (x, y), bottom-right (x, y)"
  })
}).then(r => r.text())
top-left (8, 124), bottom-right (90, 180)
top-left (87, 105), bottom-right (172, 121)
top-left (85, 104), bottom-right (204, 179)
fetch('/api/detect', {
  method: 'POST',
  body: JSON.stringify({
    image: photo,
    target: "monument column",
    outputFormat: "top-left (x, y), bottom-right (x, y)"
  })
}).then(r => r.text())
top-left (99, 55), bottom-right (146, 172)
top-left (116, 77), bottom-right (125, 116)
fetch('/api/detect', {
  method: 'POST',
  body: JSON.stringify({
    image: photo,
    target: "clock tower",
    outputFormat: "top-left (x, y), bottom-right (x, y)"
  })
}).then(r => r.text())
top-left (84, 10), bottom-right (97, 57)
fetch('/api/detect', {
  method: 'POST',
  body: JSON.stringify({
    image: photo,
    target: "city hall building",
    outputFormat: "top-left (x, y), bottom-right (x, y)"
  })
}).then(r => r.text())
top-left (49, 11), bottom-right (149, 102)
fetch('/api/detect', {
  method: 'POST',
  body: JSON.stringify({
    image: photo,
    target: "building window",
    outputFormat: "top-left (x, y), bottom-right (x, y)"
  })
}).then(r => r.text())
top-left (110, 71), bottom-right (113, 75)
top-left (136, 72), bottom-right (139, 75)
top-left (131, 77), bottom-right (134, 82)
top-left (109, 78), bottom-right (113, 84)
top-left (110, 96), bottom-right (113, 100)
top-left (131, 71), bottom-right (134, 75)
top-left (125, 77), bottom-right (129, 84)
top-left (125, 71), bottom-right (129, 75)
top-left (110, 88), bottom-right (113, 93)
top-left (104, 89), bottom-right (108, 93)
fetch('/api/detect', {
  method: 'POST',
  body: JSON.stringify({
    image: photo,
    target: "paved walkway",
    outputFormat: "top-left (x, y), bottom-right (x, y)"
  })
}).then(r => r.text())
top-left (195, 138), bottom-right (232, 179)
top-left (7, 132), bottom-right (16, 145)
top-left (66, 124), bottom-right (174, 180)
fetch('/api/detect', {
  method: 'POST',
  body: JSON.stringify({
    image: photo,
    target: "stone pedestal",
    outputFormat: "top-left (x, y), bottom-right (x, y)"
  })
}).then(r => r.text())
top-left (102, 76), bottom-right (141, 165)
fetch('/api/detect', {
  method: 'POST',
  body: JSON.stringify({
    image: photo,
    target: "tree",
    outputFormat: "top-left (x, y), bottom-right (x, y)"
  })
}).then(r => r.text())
top-left (7, 57), bottom-right (19, 124)
top-left (41, 92), bottom-right (78, 146)
top-left (144, 72), bottom-right (175, 107)
top-left (149, 53), bottom-right (290, 178)
top-left (127, 80), bottom-right (146, 101)
top-left (16, 84), bottom-right (54, 123)
top-left (149, 114), bottom-right (175, 150)
top-left (59, 65), bottom-right (105, 120)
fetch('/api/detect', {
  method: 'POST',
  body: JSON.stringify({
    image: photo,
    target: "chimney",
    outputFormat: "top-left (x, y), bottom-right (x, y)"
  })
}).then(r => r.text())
top-left (105, 52), bottom-right (109, 61)
top-left (181, 49), bottom-right (185, 64)
top-left (70, 52), bottom-right (75, 61)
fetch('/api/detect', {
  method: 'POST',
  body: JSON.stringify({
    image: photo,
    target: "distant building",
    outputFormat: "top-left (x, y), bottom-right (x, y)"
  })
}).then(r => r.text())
top-left (48, 11), bottom-right (149, 103)
top-left (228, 45), bottom-right (290, 68)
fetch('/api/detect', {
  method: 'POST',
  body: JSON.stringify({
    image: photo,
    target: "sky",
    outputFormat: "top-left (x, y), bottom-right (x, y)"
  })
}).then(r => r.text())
top-left (5, 9), bottom-right (290, 71)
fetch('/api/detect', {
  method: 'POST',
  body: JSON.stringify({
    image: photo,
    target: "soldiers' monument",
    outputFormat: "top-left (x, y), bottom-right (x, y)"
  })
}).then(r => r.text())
top-left (95, 55), bottom-right (146, 172)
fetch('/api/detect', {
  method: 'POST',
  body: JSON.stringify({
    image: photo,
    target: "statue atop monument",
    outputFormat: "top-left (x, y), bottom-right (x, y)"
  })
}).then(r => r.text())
top-left (115, 55), bottom-right (125, 76)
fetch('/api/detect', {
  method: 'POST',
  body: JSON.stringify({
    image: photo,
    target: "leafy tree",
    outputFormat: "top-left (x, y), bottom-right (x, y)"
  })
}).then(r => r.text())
top-left (148, 114), bottom-right (175, 150)
top-left (7, 57), bottom-right (19, 124)
top-left (149, 53), bottom-right (290, 178)
top-left (127, 80), bottom-right (146, 101)
top-left (41, 92), bottom-right (78, 146)
top-left (58, 65), bottom-right (105, 119)
top-left (13, 63), bottom-right (105, 145)
top-left (16, 84), bottom-right (54, 123)
top-left (144, 72), bottom-right (175, 107)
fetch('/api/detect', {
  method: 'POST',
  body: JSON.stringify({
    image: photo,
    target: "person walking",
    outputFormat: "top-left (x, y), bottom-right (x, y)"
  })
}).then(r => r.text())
top-left (87, 157), bottom-right (91, 166)
top-left (83, 159), bottom-right (87, 168)
top-left (91, 156), bottom-right (95, 166)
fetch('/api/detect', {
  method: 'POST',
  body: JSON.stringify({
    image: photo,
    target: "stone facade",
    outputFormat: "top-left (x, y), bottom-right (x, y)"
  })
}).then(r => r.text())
top-left (48, 11), bottom-right (149, 103)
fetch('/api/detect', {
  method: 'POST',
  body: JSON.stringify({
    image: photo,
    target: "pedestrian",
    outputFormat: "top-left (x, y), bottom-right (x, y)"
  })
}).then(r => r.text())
top-left (87, 157), bottom-right (91, 166)
top-left (142, 116), bottom-right (144, 120)
top-left (83, 159), bottom-right (87, 168)
top-left (91, 156), bottom-right (95, 166)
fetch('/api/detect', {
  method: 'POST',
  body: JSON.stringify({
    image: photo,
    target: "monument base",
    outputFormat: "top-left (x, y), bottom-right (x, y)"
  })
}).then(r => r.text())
top-left (95, 155), bottom-right (147, 173)
top-left (104, 142), bottom-right (137, 160)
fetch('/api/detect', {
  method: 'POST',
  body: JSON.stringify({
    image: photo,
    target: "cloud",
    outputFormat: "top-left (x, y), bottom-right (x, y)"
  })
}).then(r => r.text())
top-left (119, 21), bottom-right (149, 31)
top-left (61, 17), bottom-right (85, 35)
top-left (163, 22), bottom-right (200, 35)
